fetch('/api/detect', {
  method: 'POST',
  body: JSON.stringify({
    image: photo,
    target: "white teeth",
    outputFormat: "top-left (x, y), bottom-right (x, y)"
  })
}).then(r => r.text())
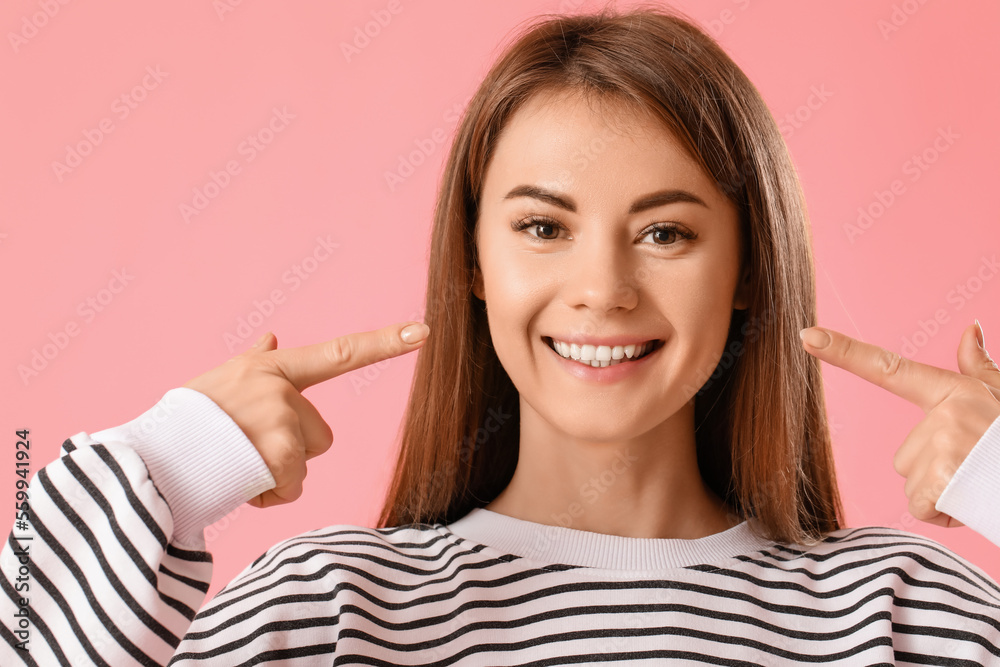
top-left (548, 338), bottom-right (656, 367)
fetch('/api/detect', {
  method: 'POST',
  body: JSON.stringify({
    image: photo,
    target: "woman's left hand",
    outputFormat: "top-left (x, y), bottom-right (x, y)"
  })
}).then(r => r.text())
top-left (799, 321), bottom-right (1000, 528)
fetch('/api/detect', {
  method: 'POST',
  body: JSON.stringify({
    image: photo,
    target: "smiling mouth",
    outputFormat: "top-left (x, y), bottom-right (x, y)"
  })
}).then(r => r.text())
top-left (543, 336), bottom-right (664, 367)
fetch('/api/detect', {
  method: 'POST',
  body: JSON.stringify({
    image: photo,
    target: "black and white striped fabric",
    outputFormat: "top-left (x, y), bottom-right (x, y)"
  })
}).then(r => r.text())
top-left (2, 388), bottom-right (999, 665)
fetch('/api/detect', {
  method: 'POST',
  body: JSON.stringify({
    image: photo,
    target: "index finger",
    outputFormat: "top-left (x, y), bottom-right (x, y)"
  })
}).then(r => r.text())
top-left (269, 321), bottom-right (429, 391)
top-left (800, 326), bottom-right (963, 414)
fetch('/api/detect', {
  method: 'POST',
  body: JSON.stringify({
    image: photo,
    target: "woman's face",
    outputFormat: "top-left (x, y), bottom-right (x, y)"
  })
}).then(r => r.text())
top-left (473, 88), bottom-right (749, 444)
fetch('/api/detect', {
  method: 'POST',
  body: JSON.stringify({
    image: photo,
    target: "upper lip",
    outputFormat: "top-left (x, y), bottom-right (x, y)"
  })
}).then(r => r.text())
top-left (543, 334), bottom-right (662, 348)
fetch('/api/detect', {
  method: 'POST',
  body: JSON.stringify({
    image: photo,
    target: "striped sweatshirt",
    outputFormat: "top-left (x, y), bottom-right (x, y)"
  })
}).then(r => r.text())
top-left (2, 387), bottom-right (1000, 666)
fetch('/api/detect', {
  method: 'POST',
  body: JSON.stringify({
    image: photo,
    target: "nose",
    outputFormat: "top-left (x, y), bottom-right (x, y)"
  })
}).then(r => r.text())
top-left (563, 231), bottom-right (641, 316)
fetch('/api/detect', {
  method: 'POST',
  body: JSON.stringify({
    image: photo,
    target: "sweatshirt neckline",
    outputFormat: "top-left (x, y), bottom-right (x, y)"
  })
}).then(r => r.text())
top-left (445, 507), bottom-right (772, 571)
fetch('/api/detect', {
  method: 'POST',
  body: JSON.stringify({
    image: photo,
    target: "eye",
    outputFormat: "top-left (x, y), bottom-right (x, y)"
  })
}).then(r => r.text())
top-left (510, 216), bottom-right (563, 240)
top-left (510, 216), bottom-right (697, 247)
top-left (639, 223), bottom-right (698, 246)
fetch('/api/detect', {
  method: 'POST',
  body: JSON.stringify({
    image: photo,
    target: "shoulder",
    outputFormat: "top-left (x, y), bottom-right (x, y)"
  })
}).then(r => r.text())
top-left (189, 522), bottom-right (458, 628)
top-left (228, 521), bottom-right (458, 588)
top-left (758, 525), bottom-right (1000, 603)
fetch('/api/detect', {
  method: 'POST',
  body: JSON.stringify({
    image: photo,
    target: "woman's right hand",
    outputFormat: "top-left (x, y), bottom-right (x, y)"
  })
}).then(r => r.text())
top-left (181, 321), bottom-right (430, 508)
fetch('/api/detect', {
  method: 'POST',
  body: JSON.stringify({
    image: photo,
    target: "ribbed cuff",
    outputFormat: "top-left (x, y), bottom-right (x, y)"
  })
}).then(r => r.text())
top-left (936, 413), bottom-right (1000, 546)
top-left (90, 387), bottom-right (275, 546)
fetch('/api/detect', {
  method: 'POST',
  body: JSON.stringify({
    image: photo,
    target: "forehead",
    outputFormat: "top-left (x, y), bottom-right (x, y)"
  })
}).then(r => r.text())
top-left (483, 88), bottom-right (720, 206)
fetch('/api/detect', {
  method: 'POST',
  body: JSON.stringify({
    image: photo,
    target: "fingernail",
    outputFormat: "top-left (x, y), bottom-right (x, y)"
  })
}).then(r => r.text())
top-left (974, 319), bottom-right (985, 349)
top-left (400, 322), bottom-right (429, 344)
top-left (799, 327), bottom-right (831, 349)
top-left (252, 332), bottom-right (269, 348)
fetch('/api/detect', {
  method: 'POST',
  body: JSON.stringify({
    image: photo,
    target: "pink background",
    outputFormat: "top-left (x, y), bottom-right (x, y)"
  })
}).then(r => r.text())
top-left (2, 0), bottom-right (998, 602)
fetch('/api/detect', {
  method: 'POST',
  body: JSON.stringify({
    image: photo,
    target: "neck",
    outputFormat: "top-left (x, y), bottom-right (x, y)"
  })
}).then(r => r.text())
top-left (485, 397), bottom-right (737, 539)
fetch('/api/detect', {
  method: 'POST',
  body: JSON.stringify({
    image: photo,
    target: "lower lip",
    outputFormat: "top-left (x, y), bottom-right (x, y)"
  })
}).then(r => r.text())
top-left (544, 339), bottom-right (661, 384)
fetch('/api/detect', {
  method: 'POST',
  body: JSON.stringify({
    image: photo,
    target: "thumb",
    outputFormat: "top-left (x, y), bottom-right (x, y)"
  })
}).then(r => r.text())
top-left (257, 331), bottom-right (278, 351)
top-left (245, 331), bottom-right (278, 353)
top-left (958, 320), bottom-right (1000, 396)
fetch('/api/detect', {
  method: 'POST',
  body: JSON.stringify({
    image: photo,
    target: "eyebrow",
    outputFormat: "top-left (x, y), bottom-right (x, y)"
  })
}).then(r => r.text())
top-left (502, 185), bottom-right (709, 214)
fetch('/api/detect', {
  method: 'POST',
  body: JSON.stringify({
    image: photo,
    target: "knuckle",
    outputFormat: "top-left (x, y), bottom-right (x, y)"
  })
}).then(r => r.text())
top-left (276, 378), bottom-right (300, 400)
top-left (914, 484), bottom-right (941, 518)
top-left (224, 355), bottom-right (256, 380)
top-left (840, 336), bottom-right (855, 358)
top-left (284, 480), bottom-right (304, 502)
top-left (933, 400), bottom-right (961, 423)
top-left (269, 437), bottom-right (302, 471)
top-left (877, 348), bottom-right (903, 379)
top-left (928, 465), bottom-right (955, 496)
top-left (276, 403), bottom-right (302, 432)
top-left (279, 437), bottom-right (303, 462)
top-left (892, 452), bottom-right (906, 477)
top-left (324, 336), bottom-right (354, 367)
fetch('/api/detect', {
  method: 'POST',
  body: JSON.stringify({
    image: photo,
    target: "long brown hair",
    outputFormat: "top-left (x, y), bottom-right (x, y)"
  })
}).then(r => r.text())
top-left (377, 3), bottom-right (844, 545)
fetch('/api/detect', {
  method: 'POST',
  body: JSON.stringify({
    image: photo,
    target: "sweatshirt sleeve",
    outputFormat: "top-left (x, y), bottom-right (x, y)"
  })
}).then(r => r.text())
top-left (0, 388), bottom-right (275, 666)
top-left (936, 412), bottom-right (1000, 547)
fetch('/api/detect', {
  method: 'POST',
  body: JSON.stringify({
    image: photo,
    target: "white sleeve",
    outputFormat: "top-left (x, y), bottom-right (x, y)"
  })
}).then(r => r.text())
top-left (936, 412), bottom-right (1000, 546)
top-left (0, 388), bottom-right (274, 666)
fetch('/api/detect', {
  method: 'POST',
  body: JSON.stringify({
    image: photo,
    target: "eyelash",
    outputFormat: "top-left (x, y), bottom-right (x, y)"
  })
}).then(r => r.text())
top-left (509, 216), bottom-right (698, 247)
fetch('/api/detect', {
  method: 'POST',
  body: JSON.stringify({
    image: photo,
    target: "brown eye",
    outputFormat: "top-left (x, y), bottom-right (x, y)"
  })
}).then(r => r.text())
top-left (510, 217), bottom-right (564, 241)
top-left (651, 228), bottom-right (677, 244)
top-left (640, 223), bottom-right (697, 247)
top-left (532, 222), bottom-right (558, 240)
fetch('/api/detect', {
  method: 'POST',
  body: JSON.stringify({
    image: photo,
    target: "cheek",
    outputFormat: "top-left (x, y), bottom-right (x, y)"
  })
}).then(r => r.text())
top-left (481, 252), bottom-right (546, 352)
top-left (652, 261), bottom-right (740, 375)
top-left (480, 236), bottom-right (552, 312)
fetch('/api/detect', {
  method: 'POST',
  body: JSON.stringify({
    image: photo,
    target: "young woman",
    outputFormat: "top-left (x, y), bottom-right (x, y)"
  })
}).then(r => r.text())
top-left (4, 5), bottom-right (999, 665)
